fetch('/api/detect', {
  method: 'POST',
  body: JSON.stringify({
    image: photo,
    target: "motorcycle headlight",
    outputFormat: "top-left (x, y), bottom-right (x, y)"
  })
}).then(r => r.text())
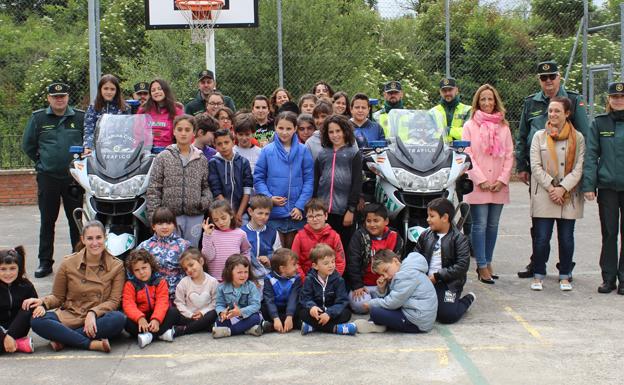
top-left (392, 168), bottom-right (450, 192)
top-left (88, 175), bottom-right (147, 199)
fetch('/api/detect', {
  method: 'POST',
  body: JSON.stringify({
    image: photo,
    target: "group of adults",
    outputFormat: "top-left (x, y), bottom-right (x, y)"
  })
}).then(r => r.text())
top-left (21, 60), bottom-right (624, 297)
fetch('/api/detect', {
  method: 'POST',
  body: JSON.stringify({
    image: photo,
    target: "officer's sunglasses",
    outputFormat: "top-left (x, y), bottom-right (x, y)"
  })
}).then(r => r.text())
top-left (539, 74), bottom-right (557, 82)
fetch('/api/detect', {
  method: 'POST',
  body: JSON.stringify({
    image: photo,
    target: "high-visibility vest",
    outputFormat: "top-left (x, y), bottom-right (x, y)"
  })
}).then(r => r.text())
top-left (430, 103), bottom-right (471, 142)
top-left (373, 109), bottom-right (390, 137)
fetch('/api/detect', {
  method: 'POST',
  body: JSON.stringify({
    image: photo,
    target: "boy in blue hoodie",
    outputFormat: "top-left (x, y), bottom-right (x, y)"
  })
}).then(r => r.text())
top-left (298, 243), bottom-right (356, 336)
top-left (242, 195), bottom-right (280, 282)
top-left (209, 129), bottom-right (253, 226)
top-left (356, 250), bottom-right (439, 333)
top-left (261, 248), bottom-right (301, 333)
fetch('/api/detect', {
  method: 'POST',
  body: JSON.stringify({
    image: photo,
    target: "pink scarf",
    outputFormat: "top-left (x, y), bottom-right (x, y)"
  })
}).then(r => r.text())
top-left (473, 110), bottom-right (505, 158)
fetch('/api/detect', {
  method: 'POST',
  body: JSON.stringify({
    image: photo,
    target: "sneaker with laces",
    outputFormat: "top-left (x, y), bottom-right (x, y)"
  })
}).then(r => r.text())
top-left (560, 281), bottom-right (573, 291)
top-left (212, 326), bottom-right (232, 339)
top-left (158, 328), bottom-right (175, 342)
top-left (530, 280), bottom-right (543, 291)
top-left (244, 324), bottom-right (263, 337)
top-left (353, 319), bottom-right (386, 334)
top-left (137, 332), bottom-right (153, 348)
top-left (15, 336), bottom-right (34, 353)
top-left (300, 322), bottom-right (315, 335)
top-left (334, 322), bottom-right (357, 336)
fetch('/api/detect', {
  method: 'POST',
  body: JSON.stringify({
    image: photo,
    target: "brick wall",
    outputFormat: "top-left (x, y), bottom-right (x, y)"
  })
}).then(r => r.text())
top-left (0, 169), bottom-right (37, 205)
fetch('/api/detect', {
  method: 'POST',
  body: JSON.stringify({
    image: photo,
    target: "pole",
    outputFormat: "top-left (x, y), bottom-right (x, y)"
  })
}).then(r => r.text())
top-left (564, 17), bottom-right (583, 86)
top-left (621, 3), bottom-right (624, 80)
top-left (277, 0), bottom-right (284, 88)
top-left (445, 0), bottom-right (450, 78)
top-left (582, 0), bottom-right (588, 101)
top-left (88, 0), bottom-right (101, 103)
top-left (205, 32), bottom-right (216, 75)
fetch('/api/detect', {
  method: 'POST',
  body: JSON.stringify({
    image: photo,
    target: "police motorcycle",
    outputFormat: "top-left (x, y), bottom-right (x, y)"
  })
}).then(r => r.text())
top-left (361, 109), bottom-right (473, 251)
top-left (69, 114), bottom-right (157, 257)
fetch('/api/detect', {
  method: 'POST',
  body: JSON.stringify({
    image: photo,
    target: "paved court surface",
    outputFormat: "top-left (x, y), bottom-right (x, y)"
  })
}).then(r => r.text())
top-left (0, 182), bottom-right (622, 385)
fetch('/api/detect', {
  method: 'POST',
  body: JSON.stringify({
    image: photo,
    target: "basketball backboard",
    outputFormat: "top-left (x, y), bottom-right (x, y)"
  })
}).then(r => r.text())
top-left (144, 0), bottom-right (259, 29)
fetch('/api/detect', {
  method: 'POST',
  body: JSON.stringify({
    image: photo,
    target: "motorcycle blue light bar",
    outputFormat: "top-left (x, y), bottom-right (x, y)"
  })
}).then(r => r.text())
top-left (69, 146), bottom-right (84, 154)
top-left (126, 99), bottom-right (141, 107)
top-left (451, 140), bottom-right (470, 149)
top-left (368, 140), bottom-right (387, 148)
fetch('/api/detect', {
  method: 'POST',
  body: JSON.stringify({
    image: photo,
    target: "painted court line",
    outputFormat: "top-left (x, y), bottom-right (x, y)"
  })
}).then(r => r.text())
top-left (504, 306), bottom-right (546, 343)
top-left (437, 325), bottom-right (490, 385)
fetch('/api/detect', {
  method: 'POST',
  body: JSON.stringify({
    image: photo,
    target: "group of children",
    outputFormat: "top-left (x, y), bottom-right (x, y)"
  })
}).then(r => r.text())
top-left (1, 195), bottom-right (476, 353)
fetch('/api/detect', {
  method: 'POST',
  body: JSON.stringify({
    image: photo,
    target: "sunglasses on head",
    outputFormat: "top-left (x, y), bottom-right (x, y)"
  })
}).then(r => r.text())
top-left (539, 74), bottom-right (557, 81)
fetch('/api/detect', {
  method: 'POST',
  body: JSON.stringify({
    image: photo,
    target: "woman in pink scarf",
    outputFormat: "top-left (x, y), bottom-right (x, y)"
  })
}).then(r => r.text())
top-left (462, 84), bottom-right (514, 284)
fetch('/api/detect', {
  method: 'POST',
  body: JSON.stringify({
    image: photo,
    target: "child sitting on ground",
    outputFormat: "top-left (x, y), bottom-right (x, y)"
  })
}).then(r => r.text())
top-left (174, 248), bottom-right (219, 336)
top-left (122, 249), bottom-right (179, 348)
top-left (212, 254), bottom-right (263, 338)
top-left (414, 198), bottom-right (476, 324)
top-left (355, 249), bottom-right (438, 334)
top-left (298, 244), bottom-right (356, 336)
top-left (346, 203), bottom-right (404, 314)
top-left (261, 248), bottom-right (301, 333)
top-left (292, 198), bottom-right (346, 281)
top-left (241, 195), bottom-right (280, 283)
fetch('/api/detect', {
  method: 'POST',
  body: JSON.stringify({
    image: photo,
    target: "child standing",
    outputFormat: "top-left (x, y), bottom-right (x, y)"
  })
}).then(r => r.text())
top-left (297, 114), bottom-right (316, 144)
top-left (0, 247), bottom-right (36, 354)
top-left (350, 93), bottom-right (385, 145)
top-left (262, 248), bottom-right (301, 333)
top-left (212, 255), bottom-right (263, 338)
top-left (137, 79), bottom-right (184, 147)
top-left (314, 114), bottom-right (363, 251)
top-left (233, 113), bottom-right (262, 172)
top-left (254, 111), bottom-right (314, 249)
top-left (83, 74), bottom-right (129, 151)
top-left (355, 250), bottom-right (438, 334)
top-left (241, 195), bottom-right (280, 283)
top-left (209, 129), bottom-right (253, 226)
top-left (298, 244), bottom-right (356, 336)
top-left (137, 207), bottom-right (191, 302)
top-left (306, 100), bottom-right (333, 161)
top-left (174, 248), bottom-right (219, 336)
top-left (193, 114), bottom-right (219, 162)
top-left (252, 95), bottom-right (274, 147)
top-left (292, 198), bottom-right (346, 281)
top-left (147, 114), bottom-right (213, 247)
top-left (415, 198), bottom-right (476, 324)
top-left (298, 94), bottom-right (318, 115)
top-left (202, 200), bottom-right (251, 282)
top-left (122, 249), bottom-right (179, 348)
top-left (346, 204), bottom-right (404, 314)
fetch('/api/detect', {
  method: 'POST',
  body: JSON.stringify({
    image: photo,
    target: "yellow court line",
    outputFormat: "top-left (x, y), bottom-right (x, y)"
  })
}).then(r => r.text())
top-left (504, 306), bottom-right (546, 343)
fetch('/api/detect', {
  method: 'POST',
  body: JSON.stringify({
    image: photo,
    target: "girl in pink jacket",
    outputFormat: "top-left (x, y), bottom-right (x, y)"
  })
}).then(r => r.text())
top-left (138, 79), bottom-right (184, 147)
top-left (462, 84), bottom-right (514, 284)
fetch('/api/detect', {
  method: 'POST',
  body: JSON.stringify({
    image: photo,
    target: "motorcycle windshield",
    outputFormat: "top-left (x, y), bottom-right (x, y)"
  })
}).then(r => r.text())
top-left (93, 114), bottom-right (154, 179)
top-left (386, 109), bottom-right (450, 172)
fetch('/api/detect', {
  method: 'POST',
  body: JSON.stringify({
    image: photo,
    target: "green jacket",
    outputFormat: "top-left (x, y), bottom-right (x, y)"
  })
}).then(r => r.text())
top-left (21, 106), bottom-right (85, 179)
top-left (516, 86), bottom-right (589, 173)
top-left (184, 90), bottom-right (236, 116)
top-left (582, 112), bottom-right (624, 192)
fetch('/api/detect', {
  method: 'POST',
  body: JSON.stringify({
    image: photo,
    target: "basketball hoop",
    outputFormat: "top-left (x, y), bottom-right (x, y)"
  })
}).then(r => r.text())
top-left (176, 0), bottom-right (224, 43)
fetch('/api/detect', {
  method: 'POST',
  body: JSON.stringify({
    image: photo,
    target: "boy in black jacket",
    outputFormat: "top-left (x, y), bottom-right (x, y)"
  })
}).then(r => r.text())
top-left (298, 244), bottom-right (356, 335)
top-left (346, 203), bottom-right (403, 313)
top-left (262, 248), bottom-right (301, 333)
top-left (414, 198), bottom-right (475, 324)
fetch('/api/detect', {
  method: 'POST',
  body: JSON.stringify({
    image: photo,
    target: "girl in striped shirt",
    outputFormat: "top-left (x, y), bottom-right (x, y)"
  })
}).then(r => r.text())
top-left (201, 201), bottom-right (251, 282)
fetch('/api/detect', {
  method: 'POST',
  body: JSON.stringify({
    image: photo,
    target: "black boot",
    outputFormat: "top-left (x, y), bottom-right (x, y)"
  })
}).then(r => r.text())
top-left (598, 281), bottom-right (616, 294)
top-left (517, 262), bottom-right (533, 279)
top-left (34, 261), bottom-right (53, 278)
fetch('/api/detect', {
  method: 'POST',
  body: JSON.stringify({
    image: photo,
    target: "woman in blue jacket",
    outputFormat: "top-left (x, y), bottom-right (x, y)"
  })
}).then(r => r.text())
top-left (254, 111), bottom-right (314, 248)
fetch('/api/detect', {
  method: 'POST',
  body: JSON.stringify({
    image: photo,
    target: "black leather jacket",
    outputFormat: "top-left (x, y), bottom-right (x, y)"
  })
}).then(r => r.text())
top-left (413, 225), bottom-right (470, 292)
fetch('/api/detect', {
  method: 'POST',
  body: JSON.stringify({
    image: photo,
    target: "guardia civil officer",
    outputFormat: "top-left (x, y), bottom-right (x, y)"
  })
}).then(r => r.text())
top-left (429, 77), bottom-right (471, 143)
top-left (21, 83), bottom-right (85, 278)
top-left (515, 61), bottom-right (589, 279)
top-left (373, 80), bottom-right (405, 136)
top-left (582, 81), bottom-right (624, 294)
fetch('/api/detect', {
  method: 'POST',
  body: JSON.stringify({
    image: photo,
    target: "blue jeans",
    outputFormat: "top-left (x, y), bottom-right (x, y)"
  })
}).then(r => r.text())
top-left (215, 312), bottom-right (262, 335)
top-left (532, 217), bottom-right (575, 280)
top-left (369, 307), bottom-right (422, 333)
top-left (470, 203), bottom-right (504, 268)
top-left (31, 311), bottom-right (126, 349)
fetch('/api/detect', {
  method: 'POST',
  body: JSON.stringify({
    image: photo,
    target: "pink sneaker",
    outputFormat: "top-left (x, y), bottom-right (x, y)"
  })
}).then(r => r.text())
top-left (15, 336), bottom-right (34, 353)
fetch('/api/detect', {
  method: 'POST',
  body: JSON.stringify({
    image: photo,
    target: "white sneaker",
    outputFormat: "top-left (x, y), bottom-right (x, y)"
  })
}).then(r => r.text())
top-left (353, 319), bottom-right (386, 333)
top-left (158, 328), bottom-right (175, 342)
top-left (530, 280), bottom-right (543, 291)
top-left (137, 333), bottom-right (153, 348)
top-left (560, 281), bottom-right (573, 291)
top-left (212, 326), bottom-right (231, 339)
top-left (244, 324), bottom-right (263, 337)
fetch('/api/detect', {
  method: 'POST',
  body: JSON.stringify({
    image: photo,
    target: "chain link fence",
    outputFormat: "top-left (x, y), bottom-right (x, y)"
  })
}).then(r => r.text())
top-left (1, 0), bottom-right (621, 169)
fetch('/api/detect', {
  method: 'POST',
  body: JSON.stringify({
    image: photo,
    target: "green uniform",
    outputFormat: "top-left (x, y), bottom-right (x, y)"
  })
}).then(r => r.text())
top-left (184, 91), bottom-right (236, 116)
top-left (429, 99), bottom-right (471, 142)
top-left (582, 112), bottom-right (624, 192)
top-left (515, 86), bottom-right (589, 174)
top-left (22, 106), bottom-right (85, 179)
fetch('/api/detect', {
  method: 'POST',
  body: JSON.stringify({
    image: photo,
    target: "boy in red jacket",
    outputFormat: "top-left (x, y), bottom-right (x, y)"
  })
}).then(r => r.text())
top-left (122, 249), bottom-right (180, 348)
top-left (292, 198), bottom-right (346, 281)
top-left (346, 203), bottom-right (404, 313)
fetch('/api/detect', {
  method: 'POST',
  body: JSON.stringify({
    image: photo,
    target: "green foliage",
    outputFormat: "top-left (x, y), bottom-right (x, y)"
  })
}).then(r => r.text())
top-left (530, 0), bottom-right (586, 37)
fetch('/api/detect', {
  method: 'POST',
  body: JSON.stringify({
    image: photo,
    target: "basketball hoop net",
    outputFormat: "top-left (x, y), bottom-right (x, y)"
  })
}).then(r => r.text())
top-left (175, 0), bottom-right (224, 44)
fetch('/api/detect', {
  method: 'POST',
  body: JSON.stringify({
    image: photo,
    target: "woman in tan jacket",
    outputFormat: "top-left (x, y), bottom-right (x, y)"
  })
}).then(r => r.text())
top-left (24, 220), bottom-right (126, 352)
top-left (529, 97), bottom-right (585, 292)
